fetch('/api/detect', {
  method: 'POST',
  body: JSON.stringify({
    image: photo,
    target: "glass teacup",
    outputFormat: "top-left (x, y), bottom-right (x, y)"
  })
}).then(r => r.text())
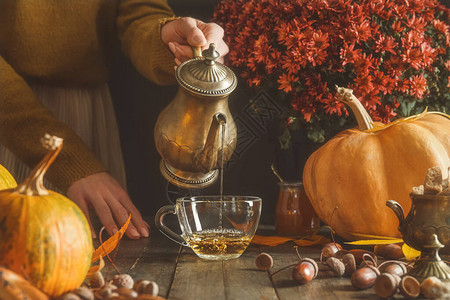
top-left (155, 196), bottom-right (262, 260)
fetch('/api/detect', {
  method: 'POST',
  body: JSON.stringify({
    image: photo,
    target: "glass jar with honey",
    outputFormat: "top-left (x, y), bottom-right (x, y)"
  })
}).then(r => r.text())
top-left (275, 182), bottom-right (320, 236)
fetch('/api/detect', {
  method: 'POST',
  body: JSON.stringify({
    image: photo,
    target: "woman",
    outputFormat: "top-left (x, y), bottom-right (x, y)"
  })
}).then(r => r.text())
top-left (0, 0), bottom-right (228, 239)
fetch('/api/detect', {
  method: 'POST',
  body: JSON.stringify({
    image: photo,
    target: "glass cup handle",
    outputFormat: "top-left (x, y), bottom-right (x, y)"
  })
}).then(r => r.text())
top-left (155, 205), bottom-right (188, 246)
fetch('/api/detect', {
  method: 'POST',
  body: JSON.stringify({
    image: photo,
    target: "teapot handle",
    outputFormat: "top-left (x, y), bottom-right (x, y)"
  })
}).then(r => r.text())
top-left (386, 200), bottom-right (405, 228)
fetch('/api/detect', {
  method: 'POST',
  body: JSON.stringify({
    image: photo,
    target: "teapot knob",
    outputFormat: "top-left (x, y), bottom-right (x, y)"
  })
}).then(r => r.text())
top-left (202, 43), bottom-right (220, 65)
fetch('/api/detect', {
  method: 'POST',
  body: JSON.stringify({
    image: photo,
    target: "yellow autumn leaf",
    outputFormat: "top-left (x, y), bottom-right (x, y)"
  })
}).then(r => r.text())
top-left (346, 232), bottom-right (401, 240)
top-left (91, 215), bottom-right (131, 263)
top-left (346, 238), bottom-right (404, 246)
top-left (87, 255), bottom-right (105, 277)
top-left (402, 243), bottom-right (421, 261)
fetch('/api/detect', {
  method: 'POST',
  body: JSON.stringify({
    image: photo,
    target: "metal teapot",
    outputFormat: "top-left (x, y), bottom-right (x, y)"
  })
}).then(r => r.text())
top-left (387, 194), bottom-right (450, 280)
top-left (154, 44), bottom-right (237, 189)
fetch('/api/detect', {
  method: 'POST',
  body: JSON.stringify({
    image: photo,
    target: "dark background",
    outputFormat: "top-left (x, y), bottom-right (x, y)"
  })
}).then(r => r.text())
top-left (109, 0), bottom-right (450, 225)
top-left (109, 0), bottom-right (297, 225)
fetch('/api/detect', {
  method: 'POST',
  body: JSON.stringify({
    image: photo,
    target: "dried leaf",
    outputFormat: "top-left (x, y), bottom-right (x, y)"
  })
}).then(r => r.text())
top-left (346, 238), bottom-right (404, 245)
top-left (402, 243), bottom-right (421, 261)
top-left (86, 255), bottom-right (105, 277)
top-left (251, 235), bottom-right (294, 246)
top-left (293, 234), bottom-right (330, 246)
top-left (91, 215), bottom-right (131, 263)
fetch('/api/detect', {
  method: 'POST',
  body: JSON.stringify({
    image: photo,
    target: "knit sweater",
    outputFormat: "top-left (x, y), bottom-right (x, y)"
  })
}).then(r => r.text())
top-left (0, 0), bottom-right (176, 191)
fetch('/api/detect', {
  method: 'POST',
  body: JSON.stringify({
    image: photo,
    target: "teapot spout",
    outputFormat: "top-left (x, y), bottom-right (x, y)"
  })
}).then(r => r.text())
top-left (194, 113), bottom-right (227, 172)
top-left (386, 200), bottom-right (406, 233)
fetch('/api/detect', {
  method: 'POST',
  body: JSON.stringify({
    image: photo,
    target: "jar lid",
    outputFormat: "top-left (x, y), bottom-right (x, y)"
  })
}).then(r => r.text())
top-left (175, 43), bottom-right (237, 96)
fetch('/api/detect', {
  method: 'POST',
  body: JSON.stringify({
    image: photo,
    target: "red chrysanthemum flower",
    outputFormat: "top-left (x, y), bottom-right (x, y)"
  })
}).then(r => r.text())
top-left (409, 74), bottom-right (428, 99)
top-left (213, 0), bottom-right (450, 145)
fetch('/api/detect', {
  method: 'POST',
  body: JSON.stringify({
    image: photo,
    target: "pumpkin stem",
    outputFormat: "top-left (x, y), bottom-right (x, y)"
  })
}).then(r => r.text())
top-left (335, 86), bottom-right (374, 131)
top-left (15, 134), bottom-right (63, 196)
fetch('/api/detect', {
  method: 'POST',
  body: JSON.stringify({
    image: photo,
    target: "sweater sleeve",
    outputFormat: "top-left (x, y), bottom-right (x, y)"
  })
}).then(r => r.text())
top-left (0, 56), bottom-right (107, 192)
top-left (117, 0), bottom-right (177, 86)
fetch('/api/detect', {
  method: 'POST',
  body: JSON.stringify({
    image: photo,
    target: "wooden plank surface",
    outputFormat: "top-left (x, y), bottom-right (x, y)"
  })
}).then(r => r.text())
top-left (93, 217), bottom-right (403, 300)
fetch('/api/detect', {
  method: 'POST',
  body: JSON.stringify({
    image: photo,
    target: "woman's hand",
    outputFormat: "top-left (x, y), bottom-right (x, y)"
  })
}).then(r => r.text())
top-left (161, 17), bottom-right (229, 65)
top-left (67, 172), bottom-right (149, 239)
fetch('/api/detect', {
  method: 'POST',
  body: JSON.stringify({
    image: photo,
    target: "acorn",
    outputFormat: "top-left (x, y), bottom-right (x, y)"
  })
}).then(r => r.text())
top-left (374, 272), bottom-right (401, 298)
top-left (116, 287), bottom-right (138, 298)
top-left (350, 265), bottom-right (380, 290)
top-left (321, 243), bottom-right (343, 261)
top-left (90, 271), bottom-right (106, 288)
top-left (55, 293), bottom-right (81, 300)
top-left (292, 258), bottom-right (318, 285)
top-left (399, 275), bottom-right (420, 299)
top-left (142, 281), bottom-right (159, 297)
top-left (111, 274), bottom-right (134, 289)
top-left (95, 283), bottom-right (117, 300)
top-left (104, 294), bottom-right (125, 300)
top-left (374, 243), bottom-right (404, 259)
top-left (136, 295), bottom-right (167, 300)
top-left (72, 286), bottom-right (94, 300)
top-left (325, 257), bottom-right (345, 277)
top-left (134, 280), bottom-right (151, 294)
top-left (341, 253), bottom-right (356, 276)
top-left (255, 253), bottom-right (274, 271)
top-left (378, 261), bottom-right (407, 277)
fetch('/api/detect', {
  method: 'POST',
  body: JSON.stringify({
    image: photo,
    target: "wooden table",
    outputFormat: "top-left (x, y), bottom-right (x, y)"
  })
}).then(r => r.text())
top-left (96, 216), bottom-right (387, 300)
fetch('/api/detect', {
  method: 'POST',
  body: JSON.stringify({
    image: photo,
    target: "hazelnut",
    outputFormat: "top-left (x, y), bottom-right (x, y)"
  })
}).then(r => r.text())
top-left (72, 286), bottom-right (94, 300)
top-left (55, 293), bottom-right (81, 300)
top-left (341, 253), bottom-right (356, 276)
top-left (292, 258), bottom-right (318, 285)
top-left (399, 275), bottom-right (420, 299)
top-left (374, 272), bottom-right (401, 298)
top-left (325, 257), bottom-right (345, 277)
top-left (350, 266), bottom-right (380, 290)
top-left (111, 274), bottom-right (134, 289)
top-left (255, 253), bottom-right (274, 271)
top-left (90, 271), bottom-right (105, 288)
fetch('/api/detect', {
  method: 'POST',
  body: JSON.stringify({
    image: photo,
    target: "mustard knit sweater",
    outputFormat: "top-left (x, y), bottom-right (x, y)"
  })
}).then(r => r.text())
top-left (0, 0), bottom-right (176, 191)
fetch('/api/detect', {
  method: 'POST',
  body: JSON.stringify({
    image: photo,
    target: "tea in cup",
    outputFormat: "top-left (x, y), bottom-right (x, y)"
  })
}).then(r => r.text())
top-left (155, 196), bottom-right (262, 260)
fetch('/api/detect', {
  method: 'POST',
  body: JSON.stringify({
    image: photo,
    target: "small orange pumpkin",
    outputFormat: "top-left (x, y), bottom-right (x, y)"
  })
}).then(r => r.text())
top-left (0, 134), bottom-right (93, 297)
top-left (303, 87), bottom-right (450, 240)
top-left (0, 163), bottom-right (17, 190)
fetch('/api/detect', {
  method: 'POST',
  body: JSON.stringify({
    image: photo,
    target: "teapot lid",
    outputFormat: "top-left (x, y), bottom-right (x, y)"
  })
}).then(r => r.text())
top-left (176, 43), bottom-right (237, 96)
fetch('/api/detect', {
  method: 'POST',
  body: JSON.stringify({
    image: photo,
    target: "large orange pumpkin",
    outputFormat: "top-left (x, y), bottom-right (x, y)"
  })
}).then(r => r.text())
top-left (0, 163), bottom-right (17, 190)
top-left (303, 87), bottom-right (450, 241)
top-left (0, 135), bottom-right (93, 297)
